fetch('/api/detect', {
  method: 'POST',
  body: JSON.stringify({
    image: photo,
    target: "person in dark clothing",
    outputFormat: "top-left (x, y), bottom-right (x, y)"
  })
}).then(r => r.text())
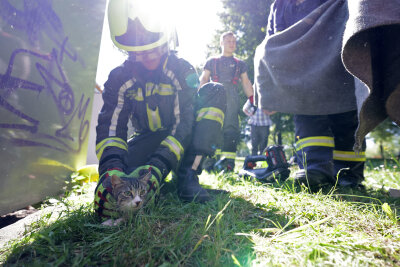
top-left (94, 0), bottom-right (226, 218)
top-left (266, 0), bottom-right (366, 189)
top-left (199, 31), bottom-right (255, 171)
top-left (243, 99), bottom-right (274, 155)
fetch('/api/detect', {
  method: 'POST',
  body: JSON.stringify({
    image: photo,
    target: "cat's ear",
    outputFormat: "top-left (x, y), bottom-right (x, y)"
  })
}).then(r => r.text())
top-left (141, 171), bottom-right (152, 182)
top-left (111, 174), bottom-right (123, 187)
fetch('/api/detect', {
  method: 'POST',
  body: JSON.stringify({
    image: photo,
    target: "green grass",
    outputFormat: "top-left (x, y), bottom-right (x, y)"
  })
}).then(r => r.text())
top-left (1, 163), bottom-right (400, 266)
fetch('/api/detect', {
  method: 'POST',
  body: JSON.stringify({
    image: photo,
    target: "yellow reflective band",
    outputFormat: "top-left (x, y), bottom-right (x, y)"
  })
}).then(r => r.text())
top-left (221, 151), bottom-right (236, 159)
top-left (333, 150), bottom-right (366, 162)
top-left (196, 107), bottom-right (225, 126)
top-left (161, 136), bottom-right (184, 161)
top-left (171, 94), bottom-right (180, 135)
top-left (111, 35), bottom-right (168, 52)
top-left (134, 87), bottom-right (144, 101)
top-left (163, 56), bottom-right (168, 70)
top-left (133, 83), bottom-right (174, 101)
top-left (146, 83), bottom-right (156, 97)
top-left (215, 149), bottom-right (222, 155)
top-left (147, 104), bottom-right (162, 131)
top-left (164, 68), bottom-right (182, 90)
top-left (157, 83), bottom-right (174, 96)
top-left (110, 79), bottom-right (135, 136)
top-left (96, 137), bottom-right (128, 160)
top-left (144, 83), bottom-right (174, 97)
top-left (295, 136), bottom-right (334, 151)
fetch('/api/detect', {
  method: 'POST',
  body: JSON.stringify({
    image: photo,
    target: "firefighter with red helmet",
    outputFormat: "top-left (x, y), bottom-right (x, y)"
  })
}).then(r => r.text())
top-left (94, 0), bottom-right (226, 218)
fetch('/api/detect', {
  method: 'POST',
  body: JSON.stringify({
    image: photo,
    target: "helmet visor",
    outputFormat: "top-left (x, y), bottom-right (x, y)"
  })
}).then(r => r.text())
top-left (108, 0), bottom-right (172, 52)
top-left (114, 18), bottom-right (164, 48)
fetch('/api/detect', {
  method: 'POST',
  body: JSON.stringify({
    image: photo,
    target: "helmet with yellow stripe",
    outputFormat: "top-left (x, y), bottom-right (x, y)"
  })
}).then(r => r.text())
top-left (108, 0), bottom-right (177, 61)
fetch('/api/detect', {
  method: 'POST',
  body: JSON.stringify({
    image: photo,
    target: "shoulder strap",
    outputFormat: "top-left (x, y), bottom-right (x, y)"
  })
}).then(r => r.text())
top-left (232, 57), bottom-right (241, 85)
top-left (211, 57), bottom-right (219, 82)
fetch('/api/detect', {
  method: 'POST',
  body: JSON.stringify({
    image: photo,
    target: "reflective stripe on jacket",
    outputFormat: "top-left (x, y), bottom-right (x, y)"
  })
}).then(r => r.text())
top-left (96, 53), bottom-right (199, 172)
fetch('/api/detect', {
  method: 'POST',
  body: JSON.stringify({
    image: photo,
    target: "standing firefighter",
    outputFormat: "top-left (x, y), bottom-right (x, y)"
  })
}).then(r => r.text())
top-left (259, 0), bottom-right (366, 189)
top-left (94, 0), bottom-right (226, 218)
top-left (200, 31), bottom-right (255, 171)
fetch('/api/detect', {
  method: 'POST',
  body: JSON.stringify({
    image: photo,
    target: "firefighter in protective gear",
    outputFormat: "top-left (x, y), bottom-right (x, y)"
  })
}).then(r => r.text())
top-left (266, 0), bottom-right (366, 189)
top-left (94, 0), bottom-right (226, 218)
top-left (199, 31), bottom-right (256, 171)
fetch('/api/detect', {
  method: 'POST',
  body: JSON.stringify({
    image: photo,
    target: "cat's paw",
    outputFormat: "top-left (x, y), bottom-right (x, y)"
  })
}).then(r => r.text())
top-left (102, 218), bottom-right (125, 226)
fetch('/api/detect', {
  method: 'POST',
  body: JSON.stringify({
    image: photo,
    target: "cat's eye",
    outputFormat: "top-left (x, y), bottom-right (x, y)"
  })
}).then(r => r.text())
top-left (139, 190), bottom-right (146, 196)
top-left (123, 191), bottom-right (132, 197)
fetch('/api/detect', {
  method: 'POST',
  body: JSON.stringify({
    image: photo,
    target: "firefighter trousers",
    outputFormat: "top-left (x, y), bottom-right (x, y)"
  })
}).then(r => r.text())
top-left (294, 110), bottom-right (366, 184)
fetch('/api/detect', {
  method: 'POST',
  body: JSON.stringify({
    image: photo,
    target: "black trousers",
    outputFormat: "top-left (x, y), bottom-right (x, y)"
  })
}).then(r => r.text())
top-left (250, 125), bottom-right (270, 155)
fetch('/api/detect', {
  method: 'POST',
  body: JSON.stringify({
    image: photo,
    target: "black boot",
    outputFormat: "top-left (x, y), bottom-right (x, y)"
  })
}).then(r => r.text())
top-left (178, 169), bottom-right (210, 203)
top-left (294, 169), bottom-right (334, 189)
top-left (337, 168), bottom-right (365, 189)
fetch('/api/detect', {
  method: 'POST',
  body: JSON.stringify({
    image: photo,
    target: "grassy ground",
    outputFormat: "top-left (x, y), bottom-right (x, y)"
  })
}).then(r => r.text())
top-left (1, 161), bottom-right (399, 266)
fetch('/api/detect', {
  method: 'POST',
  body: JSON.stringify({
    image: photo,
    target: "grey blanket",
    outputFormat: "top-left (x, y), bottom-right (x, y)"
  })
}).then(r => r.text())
top-left (254, 0), bottom-right (400, 150)
top-left (342, 0), bottom-right (400, 150)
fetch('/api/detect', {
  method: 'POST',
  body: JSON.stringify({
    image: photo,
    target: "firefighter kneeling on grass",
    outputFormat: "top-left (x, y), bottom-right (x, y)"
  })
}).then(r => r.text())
top-left (94, 0), bottom-right (226, 218)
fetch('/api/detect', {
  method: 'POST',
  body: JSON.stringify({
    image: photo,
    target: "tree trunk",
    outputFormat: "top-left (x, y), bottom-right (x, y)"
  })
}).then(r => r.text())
top-left (277, 132), bottom-right (282, 145)
top-left (380, 142), bottom-right (385, 159)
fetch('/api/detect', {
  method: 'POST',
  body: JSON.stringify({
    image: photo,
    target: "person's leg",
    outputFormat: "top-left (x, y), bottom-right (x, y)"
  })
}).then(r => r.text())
top-left (214, 89), bottom-right (240, 171)
top-left (294, 114), bottom-right (335, 187)
top-left (250, 125), bottom-right (259, 155)
top-left (258, 125), bottom-right (270, 155)
top-left (177, 82), bottom-right (226, 202)
top-left (330, 110), bottom-right (366, 187)
top-left (218, 126), bottom-right (239, 170)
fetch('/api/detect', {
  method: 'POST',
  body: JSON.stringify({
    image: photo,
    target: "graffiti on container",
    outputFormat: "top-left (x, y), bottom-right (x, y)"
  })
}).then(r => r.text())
top-left (0, 0), bottom-right (91, 153)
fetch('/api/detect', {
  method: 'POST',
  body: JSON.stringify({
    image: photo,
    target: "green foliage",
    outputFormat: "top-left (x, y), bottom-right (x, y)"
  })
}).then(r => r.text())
top-left (369, 119), bottom-right (400, 158)
top-left (370, 119), bottom-right (400, 143)
top-left (270, 113), bottom-right (294, 145)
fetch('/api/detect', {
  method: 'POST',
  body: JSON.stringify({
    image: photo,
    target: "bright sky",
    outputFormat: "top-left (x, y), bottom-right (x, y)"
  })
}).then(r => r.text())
top-left (95, 0), bottom-right (223, 87)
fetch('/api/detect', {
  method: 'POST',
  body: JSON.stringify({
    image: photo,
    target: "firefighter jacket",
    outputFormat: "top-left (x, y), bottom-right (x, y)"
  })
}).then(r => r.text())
top-left (96, 53), bottom-right (199, 176)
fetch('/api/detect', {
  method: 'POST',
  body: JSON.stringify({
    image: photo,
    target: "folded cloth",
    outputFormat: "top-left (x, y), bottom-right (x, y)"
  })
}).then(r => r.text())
top-left (254, 0), bottom-right (356, 116)
top-left (342, 0), bottom-right (400, 150)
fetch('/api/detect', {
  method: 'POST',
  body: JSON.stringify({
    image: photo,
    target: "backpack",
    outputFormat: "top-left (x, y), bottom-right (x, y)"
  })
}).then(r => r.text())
top-left (211, 57), bottom-right (241, 85)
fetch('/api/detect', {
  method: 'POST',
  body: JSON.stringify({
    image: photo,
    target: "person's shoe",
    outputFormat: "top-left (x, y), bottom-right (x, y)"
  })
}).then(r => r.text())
top-left (214, 158), bottom-right (235, 172)
top-left (337, 169), bottom-right (365, 189)
top-left (178, 169), bottom-right (210, 203)
top-left (294, 169), bottom-right (334, 188)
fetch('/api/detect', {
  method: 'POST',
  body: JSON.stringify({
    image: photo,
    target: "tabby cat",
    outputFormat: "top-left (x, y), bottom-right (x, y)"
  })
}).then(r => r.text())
top-left (101, 171), bottom-right (152, 226)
